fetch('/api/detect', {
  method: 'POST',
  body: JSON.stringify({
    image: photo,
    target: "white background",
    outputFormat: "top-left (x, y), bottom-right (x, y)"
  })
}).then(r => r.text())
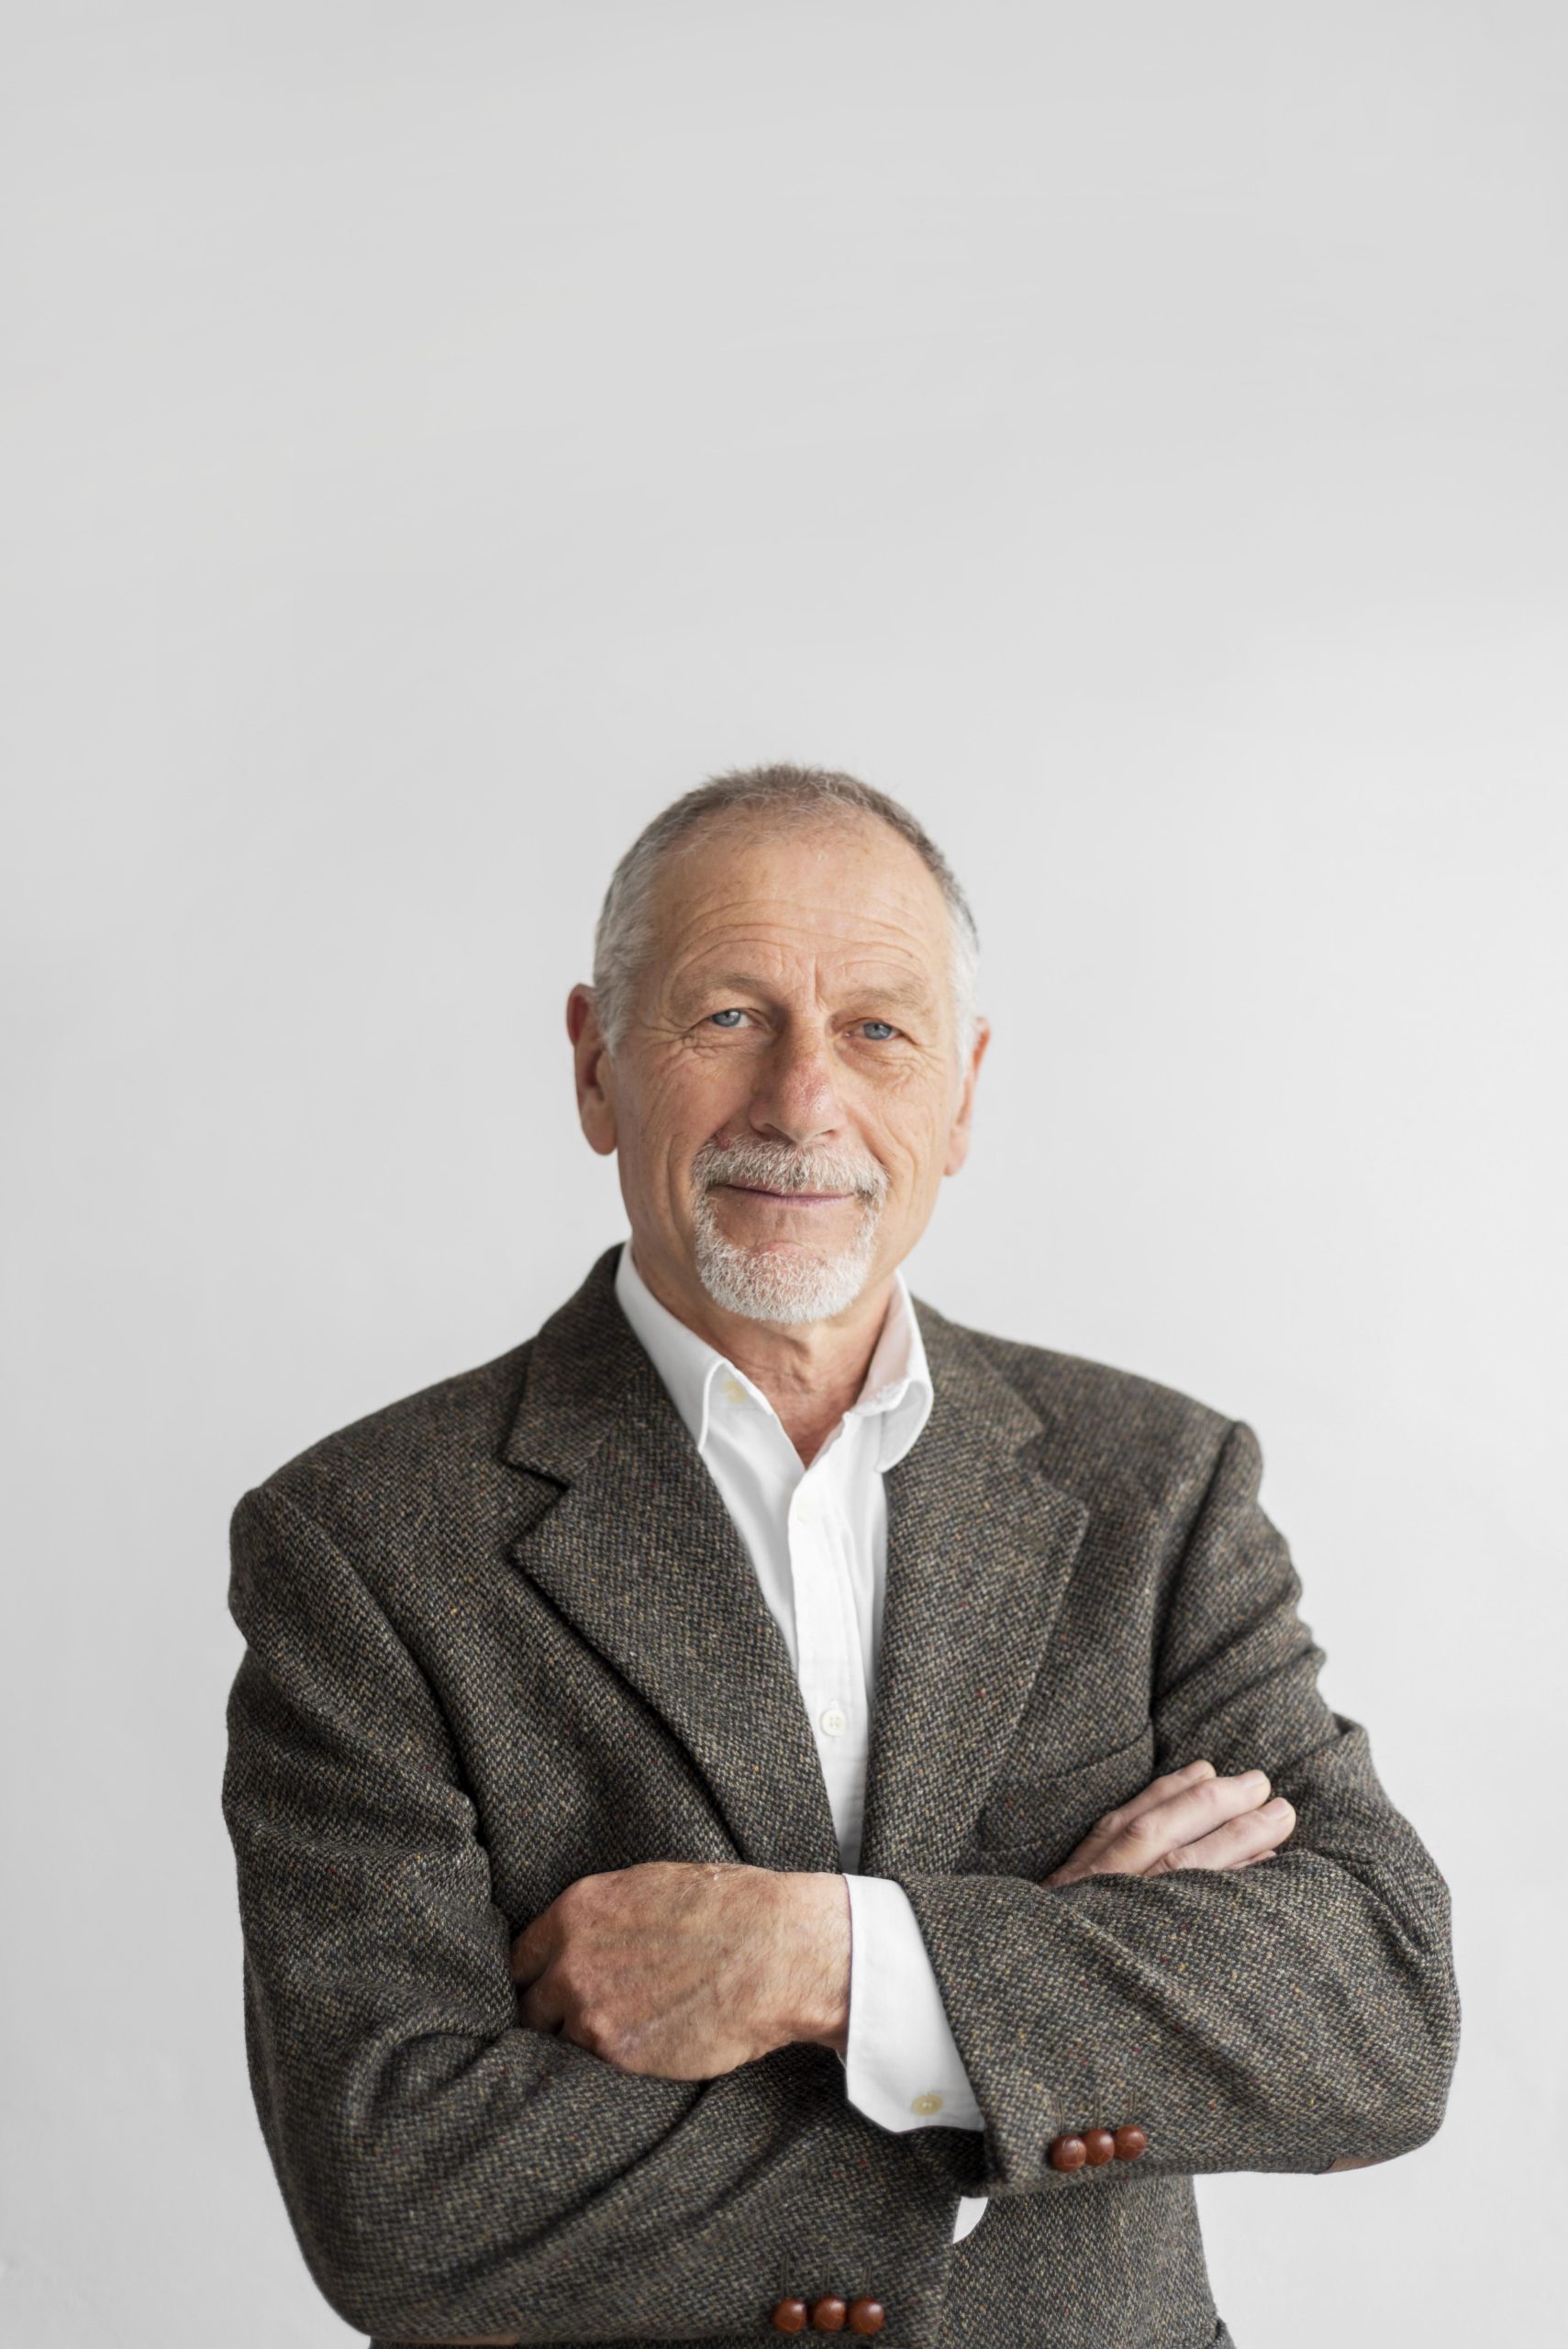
top-left (3, 5), bottom-right (1564, 2343)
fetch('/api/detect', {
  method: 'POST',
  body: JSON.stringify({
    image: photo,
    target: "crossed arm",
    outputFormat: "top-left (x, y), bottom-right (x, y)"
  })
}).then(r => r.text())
top-left (507, 1420), bottom-right (1459, 2201)
top-left (506, 1756), bottom-right (1300, 2077)
top-left (411, 1766), bottom-right (1301, 2346)
top-left (223, 1425), bottom-right (1458, 2345)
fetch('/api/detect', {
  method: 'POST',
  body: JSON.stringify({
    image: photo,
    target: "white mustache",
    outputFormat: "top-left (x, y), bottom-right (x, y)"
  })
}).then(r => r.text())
top-left (693, 1138), bottom-right (888, 1203)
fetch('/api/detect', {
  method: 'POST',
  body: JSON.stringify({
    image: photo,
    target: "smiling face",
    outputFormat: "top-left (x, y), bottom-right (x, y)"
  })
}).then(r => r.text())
top-left (568, 809), bottom-right (989, 1339)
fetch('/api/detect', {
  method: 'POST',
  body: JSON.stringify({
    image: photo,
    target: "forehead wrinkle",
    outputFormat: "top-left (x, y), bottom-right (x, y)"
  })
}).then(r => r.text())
top-left (661, 894), bottom-right (933, 961)
top-left (650, 852), bottom-right (955, 1024)
top-left (663, 933), bottom-right (939, 1009)
top-left (662, 888), bottom-right (933, 952)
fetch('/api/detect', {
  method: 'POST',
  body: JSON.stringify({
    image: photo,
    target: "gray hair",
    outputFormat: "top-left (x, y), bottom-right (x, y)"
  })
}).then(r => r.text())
top-left (591, 763), bottom-right (982, 1062)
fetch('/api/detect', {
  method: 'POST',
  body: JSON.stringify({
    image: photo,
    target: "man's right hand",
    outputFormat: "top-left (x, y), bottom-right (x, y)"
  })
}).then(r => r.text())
top-left (1042, 1757), bottom-right (1296, 1887)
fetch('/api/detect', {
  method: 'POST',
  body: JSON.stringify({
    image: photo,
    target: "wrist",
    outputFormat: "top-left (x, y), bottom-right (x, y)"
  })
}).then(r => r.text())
top-left (774, 1869), bottom-right (851, 2053)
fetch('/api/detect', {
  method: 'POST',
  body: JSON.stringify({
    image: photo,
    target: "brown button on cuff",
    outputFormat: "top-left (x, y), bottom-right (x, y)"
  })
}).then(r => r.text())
top-left (811, 2295), bottom-right (849, 2332)
top-left (847, 2298), bottom-right (885, 2335)
top-left (771, 2298), bottom-right (810, 2332)
top-left (1051, 2123), bottom-right (1148, 2171)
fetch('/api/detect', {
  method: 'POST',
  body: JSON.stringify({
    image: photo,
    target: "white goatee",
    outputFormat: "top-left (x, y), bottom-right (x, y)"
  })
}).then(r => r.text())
top-left (689, 1137), bottom-right (889, 1325)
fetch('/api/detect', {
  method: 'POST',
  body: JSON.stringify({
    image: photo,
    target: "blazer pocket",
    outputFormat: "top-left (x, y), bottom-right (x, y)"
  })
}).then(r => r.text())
top-left (978, 1722), bottom-right (1158, 1865)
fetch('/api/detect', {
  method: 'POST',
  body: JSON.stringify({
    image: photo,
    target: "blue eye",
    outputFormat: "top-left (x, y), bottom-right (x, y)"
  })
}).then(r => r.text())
top-left (862, 1020), bottom-right (897, 1041)
top-left (708, 1008), bottom-right (746, 1028)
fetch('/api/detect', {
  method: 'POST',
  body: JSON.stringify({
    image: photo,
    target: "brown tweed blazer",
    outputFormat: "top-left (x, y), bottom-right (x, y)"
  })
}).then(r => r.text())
top-left (222, 1243), bottom-right (1459, 2349)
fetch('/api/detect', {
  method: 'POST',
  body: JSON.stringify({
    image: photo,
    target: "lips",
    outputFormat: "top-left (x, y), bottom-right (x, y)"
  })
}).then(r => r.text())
top-left (723, 1183), bottom-right (854, 1205)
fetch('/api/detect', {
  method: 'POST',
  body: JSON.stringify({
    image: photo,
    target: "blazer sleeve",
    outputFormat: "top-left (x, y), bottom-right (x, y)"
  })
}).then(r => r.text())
top-left (889, 1417), bottom-right (1462, 2203)
top-left (221, 1480), bottom-right (960, 2347)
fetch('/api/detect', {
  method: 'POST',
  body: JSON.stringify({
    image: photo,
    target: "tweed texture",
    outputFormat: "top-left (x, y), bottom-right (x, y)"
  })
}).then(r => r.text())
top-left (222, 1244), bottom-right (1458, 2348)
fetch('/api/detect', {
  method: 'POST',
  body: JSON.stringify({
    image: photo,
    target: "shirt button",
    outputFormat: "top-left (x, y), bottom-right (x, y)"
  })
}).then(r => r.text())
top-left (794, 1494), bottom-right (817, 1522)
top-left (818, 1704), bottom-right (849, 1736)
top-left (910, 2091), bottom-right (944, 2116)
top-left (720, 1375), bottom-right (747, 1405)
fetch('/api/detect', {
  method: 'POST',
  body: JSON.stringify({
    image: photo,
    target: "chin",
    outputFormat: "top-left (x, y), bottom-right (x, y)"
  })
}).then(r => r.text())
top-left (694, 1234), bottom-right (877, 1326)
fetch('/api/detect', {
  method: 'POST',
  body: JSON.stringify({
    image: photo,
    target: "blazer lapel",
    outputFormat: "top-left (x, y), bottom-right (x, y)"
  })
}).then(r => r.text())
top-left (501, 1248), bottom-right (1091, 1887)
top-left (500, 1247), bottom-right (844, 1875)
top-left (855, 1299), bottom-right (1091, 1879)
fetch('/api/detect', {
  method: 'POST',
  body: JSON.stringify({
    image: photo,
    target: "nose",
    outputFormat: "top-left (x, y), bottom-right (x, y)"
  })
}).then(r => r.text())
top-left (746, 1023), bottom-right (845, 1150)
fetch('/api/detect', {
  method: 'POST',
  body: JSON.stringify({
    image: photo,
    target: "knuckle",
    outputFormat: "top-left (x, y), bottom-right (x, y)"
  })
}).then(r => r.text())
top-left (553, 1878), bottom-right (587, 1926)
top-left (556, 1959), bottom-right (593, 2012)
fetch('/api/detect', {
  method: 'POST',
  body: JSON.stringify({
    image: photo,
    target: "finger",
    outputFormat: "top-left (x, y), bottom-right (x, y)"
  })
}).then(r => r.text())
top-left (1101, 1755), bottom-right (1218, 1825)
top-left (1045, 1759), bottom-right (1218, 1876)
top-left (1084, 1756), bottom-right (1220, 1842)
top-left (509, 1910), bottom-right (559, 1990)
top-left (1142, 1797), bottom-right (1296, 1876)
top-left (1054, 1767), bottom-right (1273, 1884)
top-left (1041, 1758), bottom-right (1216, 1883)
top-left (517, 1965), bottom-right (569, 2033)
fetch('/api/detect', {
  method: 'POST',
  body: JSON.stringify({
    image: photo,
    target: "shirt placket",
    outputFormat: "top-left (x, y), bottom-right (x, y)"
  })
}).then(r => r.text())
top-left (789, 1429), bottom-right (872, 1865)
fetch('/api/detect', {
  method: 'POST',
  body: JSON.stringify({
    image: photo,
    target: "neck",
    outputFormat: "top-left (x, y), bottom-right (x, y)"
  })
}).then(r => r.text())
top-left (628, 1239), bottom-right (896, 1467)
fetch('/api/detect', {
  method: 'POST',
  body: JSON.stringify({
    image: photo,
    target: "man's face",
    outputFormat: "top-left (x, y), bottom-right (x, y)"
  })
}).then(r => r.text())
top-left (571, 812), bottom-right (989, 1330)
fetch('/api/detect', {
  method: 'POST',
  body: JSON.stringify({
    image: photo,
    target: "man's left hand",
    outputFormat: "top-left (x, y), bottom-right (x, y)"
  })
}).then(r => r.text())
top-left (509, 1862), bottom-right (851, 2078)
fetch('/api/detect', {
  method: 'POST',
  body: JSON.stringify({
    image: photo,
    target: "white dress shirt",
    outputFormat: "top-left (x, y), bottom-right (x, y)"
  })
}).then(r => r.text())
top-left (614, 1240), bottom-right (990, 2244)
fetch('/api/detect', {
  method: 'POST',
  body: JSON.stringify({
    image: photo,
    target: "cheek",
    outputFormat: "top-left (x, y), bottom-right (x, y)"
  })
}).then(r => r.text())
top-left (633, 1052), bottom-right (748, 1170)
top-left (863, 1079), bottom-right (957, 1187)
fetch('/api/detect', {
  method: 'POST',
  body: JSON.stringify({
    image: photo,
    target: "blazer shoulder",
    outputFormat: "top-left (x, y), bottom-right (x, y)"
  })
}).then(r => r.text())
top-left (234, 1335), bottom-right (538, 1552)
top-left (982, 1326), bottom-right (1231, 1439)
top-left (918, 1298), bottom-right (1237, 1506)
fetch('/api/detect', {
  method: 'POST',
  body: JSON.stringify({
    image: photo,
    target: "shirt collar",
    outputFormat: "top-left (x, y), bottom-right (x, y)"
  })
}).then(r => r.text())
top-left (613, 1238), bottom-right (933, 1470)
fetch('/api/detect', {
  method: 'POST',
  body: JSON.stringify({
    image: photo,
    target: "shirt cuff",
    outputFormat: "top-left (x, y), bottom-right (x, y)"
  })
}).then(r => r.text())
top-left (840, 1873), bottom-right (985, 2134)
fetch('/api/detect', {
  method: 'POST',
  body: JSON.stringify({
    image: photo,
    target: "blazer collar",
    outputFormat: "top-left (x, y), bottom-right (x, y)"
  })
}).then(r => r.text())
top-left (501, 1244), bottom-right (1090, 1878)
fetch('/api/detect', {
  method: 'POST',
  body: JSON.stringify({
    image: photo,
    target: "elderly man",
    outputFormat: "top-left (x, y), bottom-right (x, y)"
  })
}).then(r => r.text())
top-left (222, 764), bottom-right (1459, 2349)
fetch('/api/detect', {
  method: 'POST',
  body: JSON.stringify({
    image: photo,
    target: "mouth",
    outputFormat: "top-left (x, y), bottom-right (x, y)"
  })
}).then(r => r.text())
top-left (719, 1183), bottom-right (859, 1208)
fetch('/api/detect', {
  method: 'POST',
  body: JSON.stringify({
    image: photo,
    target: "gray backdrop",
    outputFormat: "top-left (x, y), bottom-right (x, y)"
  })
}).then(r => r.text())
top-left (3, 5), bottom-right (1562, 2343)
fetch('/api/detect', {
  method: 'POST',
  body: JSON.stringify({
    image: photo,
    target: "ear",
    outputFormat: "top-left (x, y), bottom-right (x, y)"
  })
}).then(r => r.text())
top-left (567, 985), bottom-right (617, 1157)
top-left (943, 1016), bottom-right (991, 1177)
